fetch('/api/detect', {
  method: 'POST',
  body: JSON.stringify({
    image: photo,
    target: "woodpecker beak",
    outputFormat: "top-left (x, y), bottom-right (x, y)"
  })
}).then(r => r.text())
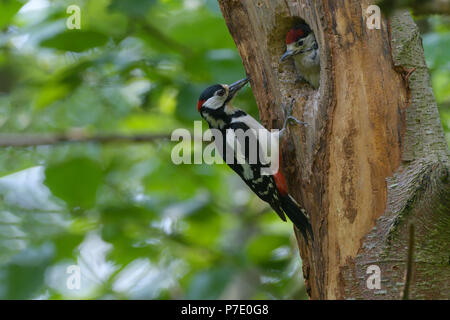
top-left (227, 77), bottom-right (249, 102)
top-left (280, 50), bottom-right (295, 62)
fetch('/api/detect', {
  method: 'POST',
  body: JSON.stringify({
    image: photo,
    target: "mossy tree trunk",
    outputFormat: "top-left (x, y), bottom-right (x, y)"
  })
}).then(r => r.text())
top-left (217, 0), bottom-right (449, 299)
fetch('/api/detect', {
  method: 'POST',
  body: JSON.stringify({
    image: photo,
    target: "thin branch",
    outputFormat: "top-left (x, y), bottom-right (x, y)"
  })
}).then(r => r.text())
top-left (403, 223), bottom-right (415, 300)
top-left (0, 133), bottom-right (171, 147)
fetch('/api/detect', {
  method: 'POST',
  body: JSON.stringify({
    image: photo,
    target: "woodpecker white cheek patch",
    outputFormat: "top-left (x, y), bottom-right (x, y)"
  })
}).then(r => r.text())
top-left (202, 96), bottom-right (227, 110)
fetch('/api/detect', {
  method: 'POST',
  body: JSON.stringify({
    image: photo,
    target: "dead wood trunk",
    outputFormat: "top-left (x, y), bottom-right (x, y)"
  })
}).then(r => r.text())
top-left (217, 0), bottom-right (450, 299)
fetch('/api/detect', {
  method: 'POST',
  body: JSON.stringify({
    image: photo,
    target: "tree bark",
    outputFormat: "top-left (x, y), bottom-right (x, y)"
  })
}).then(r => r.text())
top-left (217, 0), bottom-right (449, 300)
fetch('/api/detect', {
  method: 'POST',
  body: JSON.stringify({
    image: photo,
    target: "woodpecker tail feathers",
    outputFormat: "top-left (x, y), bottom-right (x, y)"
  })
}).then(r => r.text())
top-left (280, 194), bottom-right (313, 244)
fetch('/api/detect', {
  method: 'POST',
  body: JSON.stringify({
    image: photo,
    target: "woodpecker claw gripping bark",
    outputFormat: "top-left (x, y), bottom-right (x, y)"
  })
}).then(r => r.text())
top-left (280, 99), bottom-right (307, 139)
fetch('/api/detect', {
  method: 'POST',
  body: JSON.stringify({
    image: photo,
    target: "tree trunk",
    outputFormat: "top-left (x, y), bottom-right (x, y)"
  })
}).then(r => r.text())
top-left (217, 0), bottom-right (449, 300)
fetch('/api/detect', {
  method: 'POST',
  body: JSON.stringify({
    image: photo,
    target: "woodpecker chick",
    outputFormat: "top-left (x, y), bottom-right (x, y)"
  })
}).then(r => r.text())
top-left (280, 24), bottom-right (320, 89)
top-left (197, 78), bottom-right (313, 243)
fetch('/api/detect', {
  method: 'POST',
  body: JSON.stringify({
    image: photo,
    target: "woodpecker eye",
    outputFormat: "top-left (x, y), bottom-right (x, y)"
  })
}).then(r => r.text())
top-left (297, 39), bottom-right (304, 46)
top-left (217, 89), bottom-right (225, 96)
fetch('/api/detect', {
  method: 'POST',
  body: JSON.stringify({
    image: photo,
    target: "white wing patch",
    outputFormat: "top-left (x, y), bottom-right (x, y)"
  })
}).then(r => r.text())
top-left (232, 114), bottom-right (280, 169)
top-left (231, 115), bottom-right (267, 131)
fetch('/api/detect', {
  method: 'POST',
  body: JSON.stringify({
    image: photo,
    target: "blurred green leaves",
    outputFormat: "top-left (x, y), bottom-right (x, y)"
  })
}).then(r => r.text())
top-left (246, 234), bottom-right (290, 268)
top-left (108, 0), bottom-right (157, 18)
top-left (1, 244), bottom-right (53, 299)
top-left (44, 157), bottom-right (103, 209)
top-left (40, 30), bottom-right (109, 52)
top-left (0, 0), bottom-right (24, 29)
top-left (0, 0), bottom-right (298, 300)
top-left (0, 0), bottom-right (447, 301)
top-left (186, 267), bottom-right (234, 299)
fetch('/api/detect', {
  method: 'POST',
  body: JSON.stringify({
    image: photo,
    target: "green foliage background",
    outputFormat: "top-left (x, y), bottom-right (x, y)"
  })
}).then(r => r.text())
top-left (0, 0), bottom-right (448, 299)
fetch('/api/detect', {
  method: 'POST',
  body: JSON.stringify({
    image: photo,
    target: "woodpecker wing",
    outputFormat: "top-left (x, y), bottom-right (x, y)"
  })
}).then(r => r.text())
top-left (217, 114), bottom-right (287, 222)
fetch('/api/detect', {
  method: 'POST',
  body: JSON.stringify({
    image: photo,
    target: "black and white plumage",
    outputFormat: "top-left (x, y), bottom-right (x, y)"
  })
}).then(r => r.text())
top-left (280, 24), bottom-right (320, 89)
top-left (197, 78), bottom-right (313, 243)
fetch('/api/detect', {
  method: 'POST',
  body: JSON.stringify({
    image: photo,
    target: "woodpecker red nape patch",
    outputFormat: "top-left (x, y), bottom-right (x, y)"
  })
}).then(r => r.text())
top-left (197, 100), bottom-right (205, 112)
top-left (286, 28), bottom-right (305, 44)
top-left (286, 24), bottom-right (312, 44)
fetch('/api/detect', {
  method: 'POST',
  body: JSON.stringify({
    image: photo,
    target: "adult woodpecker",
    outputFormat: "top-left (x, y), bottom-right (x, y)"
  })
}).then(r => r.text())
top-left (197, 78), bottom-right (313, 243)
top-left (280, 24), bottom-right (320, 89)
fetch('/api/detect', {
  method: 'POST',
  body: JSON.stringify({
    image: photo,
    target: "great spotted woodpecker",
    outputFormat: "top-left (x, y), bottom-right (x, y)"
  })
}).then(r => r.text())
top-left (280, 24), bottom-right (320, 89)
top-left (197, 78), bottom-right (313, 243)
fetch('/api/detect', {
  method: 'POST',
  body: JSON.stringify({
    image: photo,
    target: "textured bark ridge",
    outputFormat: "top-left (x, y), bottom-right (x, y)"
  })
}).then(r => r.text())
top-left (217, 0), bottom-right (449, 299)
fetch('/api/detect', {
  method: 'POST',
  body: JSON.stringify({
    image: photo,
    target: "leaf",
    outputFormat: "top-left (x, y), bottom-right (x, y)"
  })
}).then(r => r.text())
top-left (0, 0), bottom-right (24, 29)
top-left (176, 83), bottom-right (205, 122)
top-left (186, 267), bottom-right (234, 299)
top-left (44, 157), bottom-right (104, 209)
top-left (52, 233), bottom-right (84, 261)
top-left (100, 205), bottom-right (157, 224)
top-left (167, 10), bottom-right (235, 50)
top-left (246, 234), bottom-right (290, 267)
top-left (108, 0), bottom-right (156, 17)
top-left (34, 83), bottom-right (72, 109)
top-left (34, 61), bottom-right (91, 108)
top-left (40, 30), bottom-right (109, 52)
top-left (100, 205), bottom-right (159, 264)
top-left (3, 244), bottom-right (53, 299)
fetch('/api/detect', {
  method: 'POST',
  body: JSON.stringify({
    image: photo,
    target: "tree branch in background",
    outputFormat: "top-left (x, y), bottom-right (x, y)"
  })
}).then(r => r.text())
top-left (0, 132), bottom-right (171, 147)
